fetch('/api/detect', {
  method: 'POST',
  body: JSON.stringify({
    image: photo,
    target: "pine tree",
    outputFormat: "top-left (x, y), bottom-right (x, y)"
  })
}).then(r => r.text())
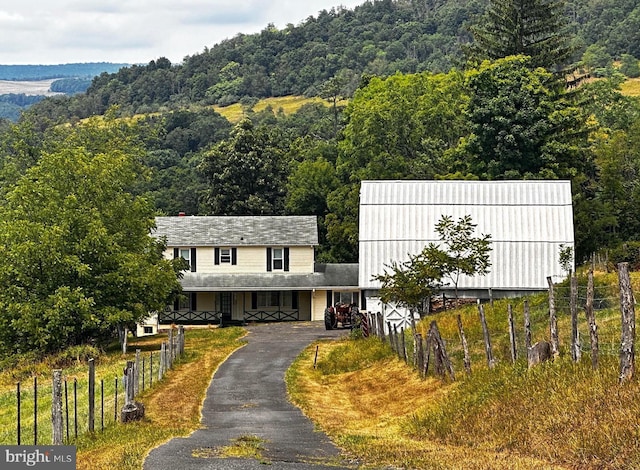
top-left (468, 0), bottom-right (575, 73)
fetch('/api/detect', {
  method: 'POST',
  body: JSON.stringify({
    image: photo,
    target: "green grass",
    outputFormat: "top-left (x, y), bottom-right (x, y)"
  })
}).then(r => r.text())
top-left (0, 327), bottom-right (246, 470)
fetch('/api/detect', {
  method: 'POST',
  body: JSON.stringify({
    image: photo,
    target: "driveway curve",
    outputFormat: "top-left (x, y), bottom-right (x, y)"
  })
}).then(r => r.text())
top-left (144, 322), bottom-right (354, 470)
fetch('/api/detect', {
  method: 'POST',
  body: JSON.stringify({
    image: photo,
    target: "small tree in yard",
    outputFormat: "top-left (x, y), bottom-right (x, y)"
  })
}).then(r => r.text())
top-left (432, 215), bottom-right (492, 304)
top-left (374, 214), bottom-right (492, 314)
top-left (373, 250), bottom-right (444, 319)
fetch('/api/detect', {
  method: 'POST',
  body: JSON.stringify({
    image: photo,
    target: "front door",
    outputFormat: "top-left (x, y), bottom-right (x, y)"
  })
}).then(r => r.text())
top-left (220, 292), bottom-right (232, 322)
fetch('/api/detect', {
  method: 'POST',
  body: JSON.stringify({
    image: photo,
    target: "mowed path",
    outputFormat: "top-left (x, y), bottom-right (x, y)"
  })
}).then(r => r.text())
top-left (143, 322), bottom-right (354, 470)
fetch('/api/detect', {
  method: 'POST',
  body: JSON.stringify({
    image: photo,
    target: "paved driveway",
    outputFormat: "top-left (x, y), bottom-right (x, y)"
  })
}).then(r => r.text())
top-left (143, 322), bottom-right (355, 470)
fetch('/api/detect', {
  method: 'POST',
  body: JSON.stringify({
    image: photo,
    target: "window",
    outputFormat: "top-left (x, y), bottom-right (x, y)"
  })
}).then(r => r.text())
top-left (143, 326), bottom-right (153, 334)
top-left (215, 247), bottom-right (237, 265)
top-left (174, 247), bottom-right (196, 272)
top-left (257, 291), bottom-right (280, 308)
top-left (272, 248), bottom-right (283, 270)
top-left (266, 247), bottom-right (289, 272)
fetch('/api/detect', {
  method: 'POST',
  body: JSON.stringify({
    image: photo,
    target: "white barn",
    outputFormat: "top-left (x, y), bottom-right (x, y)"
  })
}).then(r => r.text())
top-left (359, 180), bottom-right (575, 327)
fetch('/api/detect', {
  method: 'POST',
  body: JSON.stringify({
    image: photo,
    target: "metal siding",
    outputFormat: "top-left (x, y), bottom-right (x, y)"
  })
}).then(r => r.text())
top-left (359, 180), bottom-right (574, 292)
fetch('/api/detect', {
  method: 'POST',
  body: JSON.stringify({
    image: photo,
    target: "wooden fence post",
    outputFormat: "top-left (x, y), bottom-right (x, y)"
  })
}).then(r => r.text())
top-left (547, 276), bottom-right (560, 358)
top-left (134, 349), bottom-right (141, 397)
top-left (179, 325), bottom-right (185, 355)
top-left (585, 267), bottom-right (599, 370)
top-left (524, 300), bottom-right (532, 351)
top-left (429, 321), bottom-right (455, 381)
top-left (159, 342), bottom-right (166, 380)
top-left (457, 314), bottom-right (471, 375)
top-left (478, 305), bottom-right (496, 369)
top-left (88, 358), bottom-right (95, 433)
top-left (52, 370), bottom-right (63, 445)
top-left (400, 326), bottom-right (408, 363)
top-left (570, 274), bottom-right (581, 362)
top-left (619, 262), bottom-right (636, 383)
top-left (377, 312), bottom-right (386, 343)
top-left (414, 334), bottom-right (424, 375)
top-left (167, 329), bottom-right (174, 369)
top-left (124, 361), bottom-right (135, 406)
top-left (508, 304), bottom-right (517, 364)
top-left (388, 322), bottom-right (396, 353)
top-left (423, 330), bottom-right (432, 377)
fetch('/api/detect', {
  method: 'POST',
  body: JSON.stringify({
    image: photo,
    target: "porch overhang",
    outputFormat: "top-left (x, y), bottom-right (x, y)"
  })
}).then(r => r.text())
top-left (179, 263), bottom-right (359, 292)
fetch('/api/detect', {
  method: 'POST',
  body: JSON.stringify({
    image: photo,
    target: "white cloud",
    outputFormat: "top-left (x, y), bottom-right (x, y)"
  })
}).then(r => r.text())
top-left (0, 0), bottom-right (365, 65)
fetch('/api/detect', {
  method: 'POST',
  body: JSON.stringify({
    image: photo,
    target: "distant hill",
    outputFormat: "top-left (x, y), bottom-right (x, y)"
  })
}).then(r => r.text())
top-left (23, 0), bottom-right (640, 123)
top-left (0, 63), bottom-right (130, 81)
top-left (0, 63), bottom-right (130, 120)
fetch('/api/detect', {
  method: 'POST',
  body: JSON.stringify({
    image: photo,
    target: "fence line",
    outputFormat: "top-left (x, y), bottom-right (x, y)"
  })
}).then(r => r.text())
top-left (367, 263), bottom-right (636, 383)
top-left (0, 326), bottom-right (185, 445)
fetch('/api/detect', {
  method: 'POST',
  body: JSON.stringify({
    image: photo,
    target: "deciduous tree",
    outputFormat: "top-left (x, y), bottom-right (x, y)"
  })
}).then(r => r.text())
top-left (0, 116), bottom-right (182, 356)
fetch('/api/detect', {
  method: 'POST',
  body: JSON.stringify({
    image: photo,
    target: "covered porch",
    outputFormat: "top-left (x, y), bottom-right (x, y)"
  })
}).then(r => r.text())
top-left (157, 264), bottom-right (360, 326)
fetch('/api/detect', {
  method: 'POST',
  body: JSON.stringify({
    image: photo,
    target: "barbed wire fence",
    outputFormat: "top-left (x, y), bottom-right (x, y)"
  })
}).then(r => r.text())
top-left (366, 263), bottom-right (638, 381)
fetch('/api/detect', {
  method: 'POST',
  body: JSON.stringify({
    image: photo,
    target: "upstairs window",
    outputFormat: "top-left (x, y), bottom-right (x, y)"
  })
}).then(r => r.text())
top-left (266, 247), bottom-right (289, 272)
top-left (272, 248), bottom-right (283, 270)
top-left (174, 247), bottom-right (197, 272)
top-left (215, 247), bottom-right (237, 265)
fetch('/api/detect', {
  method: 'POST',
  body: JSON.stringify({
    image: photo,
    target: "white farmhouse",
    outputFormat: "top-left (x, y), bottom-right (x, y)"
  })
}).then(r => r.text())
top-left (137, 215), bottom-right (359, 334)
top-left (359, 180), bottom-right (575, 328)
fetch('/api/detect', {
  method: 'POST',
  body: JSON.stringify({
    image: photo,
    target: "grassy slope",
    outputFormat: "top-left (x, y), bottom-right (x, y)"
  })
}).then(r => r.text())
top-left (0, 328), bottom-right (245, 469)
top-left (288, 271), bottom-right (640, 469)
top-left (75, 327), bottom-right (245, 470)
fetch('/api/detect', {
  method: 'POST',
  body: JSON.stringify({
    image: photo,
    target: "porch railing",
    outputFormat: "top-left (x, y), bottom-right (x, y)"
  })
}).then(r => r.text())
top-left (159, 310), bottom-right (223, 325)
top-left (243, 310), bottom-right (299, 322)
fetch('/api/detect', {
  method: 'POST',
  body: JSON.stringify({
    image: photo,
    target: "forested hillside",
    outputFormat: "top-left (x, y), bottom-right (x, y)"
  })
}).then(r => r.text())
top-left (3, 0), bottom-right (640, 274)
top-left (22, 0), bottom-right (640, 121)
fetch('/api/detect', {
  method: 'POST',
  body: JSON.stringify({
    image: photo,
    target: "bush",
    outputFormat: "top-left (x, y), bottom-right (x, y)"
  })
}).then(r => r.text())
top-left (49, 344), bottom-right (103, 368)
top-left (620, 54), bottom-right (640, 78)
top-left (608, 241), bottom-right (640, 271)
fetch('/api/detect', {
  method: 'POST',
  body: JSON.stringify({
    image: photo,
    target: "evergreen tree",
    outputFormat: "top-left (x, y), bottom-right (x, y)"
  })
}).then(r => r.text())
top-left (468, 0), bottom-right (575, 73)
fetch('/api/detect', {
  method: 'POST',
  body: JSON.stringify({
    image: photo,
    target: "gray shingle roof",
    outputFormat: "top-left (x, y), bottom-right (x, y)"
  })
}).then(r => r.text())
top-left (153, 216), bottom-right (318, 246)
top-left (179, 264), bottom-right (359, 291)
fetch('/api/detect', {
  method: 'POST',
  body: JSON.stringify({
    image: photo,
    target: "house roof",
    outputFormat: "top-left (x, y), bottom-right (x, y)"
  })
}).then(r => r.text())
top-left (359, 180), bottom-right (574, 291)
top-left (153, 216), bottom-right (318, 247)
top-left (179, 263), bottom-right (359, 291)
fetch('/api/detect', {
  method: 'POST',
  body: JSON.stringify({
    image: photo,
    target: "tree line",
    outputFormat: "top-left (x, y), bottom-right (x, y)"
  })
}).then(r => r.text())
top-left (21, 0), bottom-right (640, 121)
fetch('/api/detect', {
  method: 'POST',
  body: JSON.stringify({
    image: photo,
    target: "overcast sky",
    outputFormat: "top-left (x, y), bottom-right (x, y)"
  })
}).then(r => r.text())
top-left (0, 1), bottom-right (365, 65)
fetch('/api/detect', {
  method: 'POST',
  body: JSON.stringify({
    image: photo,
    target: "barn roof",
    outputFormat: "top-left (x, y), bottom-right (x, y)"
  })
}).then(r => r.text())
top-left (359, 180), bottom-right (574, 292)
top-left (154, 216), bottom-right (318, 247)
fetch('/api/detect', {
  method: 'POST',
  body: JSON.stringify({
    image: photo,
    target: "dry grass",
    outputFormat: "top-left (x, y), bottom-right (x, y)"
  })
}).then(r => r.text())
top-left (288, 272), bottom-right (640, 469)
top-left (620, 77), bottom-right (640, 96)
top-left (212, 95), bottom-right (347, 123)
top-left (74, 327), bottom-right (245, 470)
top-left (288, 338), bottom-right (569, 469)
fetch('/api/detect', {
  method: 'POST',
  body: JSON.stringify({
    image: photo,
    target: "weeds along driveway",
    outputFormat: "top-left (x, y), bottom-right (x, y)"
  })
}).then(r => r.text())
top-left (143, 322), bottom-right (354, 470)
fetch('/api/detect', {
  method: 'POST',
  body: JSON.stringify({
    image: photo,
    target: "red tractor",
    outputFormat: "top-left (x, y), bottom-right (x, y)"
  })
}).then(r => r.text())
top-left (324, 303), bottom-right (359, 330)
